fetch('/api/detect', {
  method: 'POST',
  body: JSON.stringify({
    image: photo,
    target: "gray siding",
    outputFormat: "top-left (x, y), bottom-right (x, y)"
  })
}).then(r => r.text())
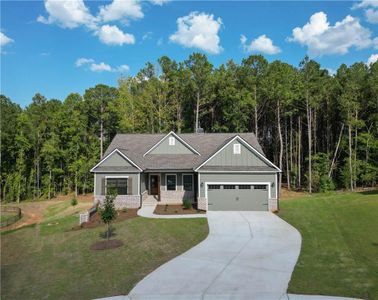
top-left (205, 139), bottom-right (267, 167)
top-left (100, 151), bottom-right (136, 168)
top-left (149, 135), bottom-right (194, 155)
top-left (198, 172), bottom-right (277, 199)
top-left (95, 173), bottom-right (139, 195)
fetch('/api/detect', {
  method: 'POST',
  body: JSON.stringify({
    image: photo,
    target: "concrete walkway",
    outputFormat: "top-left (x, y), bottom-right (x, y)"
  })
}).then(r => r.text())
top-left (98, 211), bottom-right (359, 300)
top-left (137, 204), bottom-right (206, 219)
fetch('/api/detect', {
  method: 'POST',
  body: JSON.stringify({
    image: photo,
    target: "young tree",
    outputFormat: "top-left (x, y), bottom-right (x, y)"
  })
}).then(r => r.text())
top-left (99, 191), bottom-right (117, 242)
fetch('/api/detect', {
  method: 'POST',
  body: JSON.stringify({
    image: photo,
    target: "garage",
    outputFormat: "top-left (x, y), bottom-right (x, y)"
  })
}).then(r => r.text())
top-left (206, 183), bottom-right (269, 211)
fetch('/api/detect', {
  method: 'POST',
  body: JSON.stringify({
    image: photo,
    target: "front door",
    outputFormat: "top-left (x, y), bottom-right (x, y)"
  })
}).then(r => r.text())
top-left (150, 175), bottom-right (159, 195)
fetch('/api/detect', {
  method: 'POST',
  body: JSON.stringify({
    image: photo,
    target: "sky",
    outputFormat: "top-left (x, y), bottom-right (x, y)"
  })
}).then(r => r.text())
top-left (1, 0), bottom-right (378, 107)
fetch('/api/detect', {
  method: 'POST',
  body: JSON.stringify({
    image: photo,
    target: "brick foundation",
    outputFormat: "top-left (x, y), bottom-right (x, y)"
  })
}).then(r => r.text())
top-left (197, 197), bottom-right (207, 211)
top-left (95, 195), bottom-right (141, 209)
top-left (159, 190), bottom-right (194, 205)
top-left (268, 199), bottom-right (278, 212)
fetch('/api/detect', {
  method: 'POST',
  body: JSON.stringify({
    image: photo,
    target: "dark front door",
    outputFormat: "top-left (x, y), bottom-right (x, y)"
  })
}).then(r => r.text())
top-left (150, 175), bottom-right (159, 195)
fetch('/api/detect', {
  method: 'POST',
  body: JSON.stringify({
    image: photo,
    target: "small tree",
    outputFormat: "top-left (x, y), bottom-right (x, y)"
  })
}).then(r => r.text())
top-left (71, 198), bottom-right (78, 206)
top-left (99, 191), bottom-right (117, 241)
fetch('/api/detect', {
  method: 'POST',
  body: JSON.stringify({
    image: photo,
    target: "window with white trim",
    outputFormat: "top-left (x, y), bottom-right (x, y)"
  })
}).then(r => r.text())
top-left (166, 174), bottom-right (176, 190)
top-left (169, 136), bottom-right (175, 146)
top-left (183, 174), bottom-right (193, 191)
top-left (233, 143), bottom-right (241, 154)
top-left (106, 178), bottom-right (128, 195)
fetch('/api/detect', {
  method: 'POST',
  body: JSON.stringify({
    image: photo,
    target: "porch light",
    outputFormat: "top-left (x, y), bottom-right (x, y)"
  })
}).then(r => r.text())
top-left (201, 182), bottom-right (204, 187)
top-left (271, 182), bottom-right (274, 188)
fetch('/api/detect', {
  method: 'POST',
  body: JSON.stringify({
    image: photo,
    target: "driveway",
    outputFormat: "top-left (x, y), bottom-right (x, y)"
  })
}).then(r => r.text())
top-left (128, 211), bottom-right (302, 299)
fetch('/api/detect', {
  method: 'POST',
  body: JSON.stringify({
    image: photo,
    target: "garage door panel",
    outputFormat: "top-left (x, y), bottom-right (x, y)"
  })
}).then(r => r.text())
top-left (207, 184), bottom-right (268, 211)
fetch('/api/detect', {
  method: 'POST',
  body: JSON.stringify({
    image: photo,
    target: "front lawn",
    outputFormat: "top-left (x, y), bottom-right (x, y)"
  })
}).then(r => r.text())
top-left (1, 210), bottom-right (209, 300)
top-left (278, 190), bottom-right (378, 300)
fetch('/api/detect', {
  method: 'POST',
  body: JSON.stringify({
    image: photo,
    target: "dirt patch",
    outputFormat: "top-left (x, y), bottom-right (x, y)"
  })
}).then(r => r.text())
top-left (154, 204), bottom-right (205, 215)
top-left (90, 239), bottom-right (124, 250)
top-left (280, 187), bottom-right (308, 200)
top-left (79, 209), bottom-right (138, 229)
top-left (1, 194), bottom-right (94, 231)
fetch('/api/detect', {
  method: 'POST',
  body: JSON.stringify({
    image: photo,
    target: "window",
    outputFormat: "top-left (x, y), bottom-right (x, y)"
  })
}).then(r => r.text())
top-left (183, 174), bottom-right (193, 191)
top-left (233, 143), bottom-right (241, 154)
top-left (169, 136), bottom-right (175, 146)
top-left (208, 185), bottom-right (220, 190)
top-left (239, 185), bottom-right (251, 189)
top-left (166, 174), bottom-right (176, 191)
top-left (106, 178), bottom-right (128, 195)
top-left (254, 185), bottom-right (267, 190)
top-left (223, 185), bottom-right (236, 189)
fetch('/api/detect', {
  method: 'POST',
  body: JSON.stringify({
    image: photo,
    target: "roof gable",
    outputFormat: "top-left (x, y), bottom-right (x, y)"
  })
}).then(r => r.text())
top-left (143, 132), bottom-right (200, 156)
top-left (90, 149), bottom-right (142, 172)
top-left (195, 135), bottom-right (281, 172)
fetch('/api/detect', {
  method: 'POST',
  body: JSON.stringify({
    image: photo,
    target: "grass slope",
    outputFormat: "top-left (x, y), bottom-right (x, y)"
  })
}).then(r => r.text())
top-left (279, 190), bottom-right (378, 300)
top-left (1, 210), bottom-right (208, 300)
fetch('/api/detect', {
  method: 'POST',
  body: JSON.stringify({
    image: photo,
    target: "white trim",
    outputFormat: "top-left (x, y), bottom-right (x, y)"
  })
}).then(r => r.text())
top-left (198, 173), bottom-right (201, 198)
top-left (165, 173), bottom-right (177, 191)
top-left (149, 173), bottom-right (161, 195)
top-left (194, 135), bottom-right (281, 172)
top-left (204, 181), bottom-right (271, 211)
top-left (90, 148), bottom-right (143, 172)
top-left (105, 175), bottom-right (129, 195)
top-left (276, 173), bottom-right (278, 200)
top-left (138, 173), bottom-right (140, 196)
top-left (143, 131), bottom-right (201, 156)
top-left (94, 173), bottom-right (97, 196)
top-left (91, 171), bottom-right (141, 173)
top-left (182, 173), bottom-right (194, 192)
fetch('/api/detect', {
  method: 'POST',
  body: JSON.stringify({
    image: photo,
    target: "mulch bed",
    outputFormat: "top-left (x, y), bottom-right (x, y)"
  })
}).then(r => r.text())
top-left (154, 204), bottom-right (205, 215)
top-left (72, 209), bottom-right (138, 230)
top-left (90, 239), bottom-right (123, 250)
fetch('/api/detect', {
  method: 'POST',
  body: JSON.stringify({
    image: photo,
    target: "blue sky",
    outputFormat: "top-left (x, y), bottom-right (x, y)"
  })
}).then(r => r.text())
top-left (1, 0), bottom-right (378, 107)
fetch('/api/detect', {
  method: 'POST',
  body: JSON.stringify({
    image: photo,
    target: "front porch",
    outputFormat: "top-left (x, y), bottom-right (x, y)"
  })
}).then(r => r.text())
top-left (142, 172), bottom-right (196, 205)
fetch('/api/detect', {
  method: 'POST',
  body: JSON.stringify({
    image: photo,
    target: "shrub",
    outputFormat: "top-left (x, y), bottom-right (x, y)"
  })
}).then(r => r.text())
top-left (70, 198), bottom-right (78, 206)
top-left (183, 199), bottom-right (192, 209)
top-left (122, 207), bottom-right (128, 213)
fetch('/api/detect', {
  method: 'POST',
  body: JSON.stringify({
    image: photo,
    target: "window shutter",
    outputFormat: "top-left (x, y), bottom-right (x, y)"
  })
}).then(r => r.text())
top-left (101, 178), bottom-right (106, 195)
top-left (128, 177), bottom-right (133, 195)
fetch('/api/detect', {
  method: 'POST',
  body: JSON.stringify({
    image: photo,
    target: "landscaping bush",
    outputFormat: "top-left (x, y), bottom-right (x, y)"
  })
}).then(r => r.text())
top-left (71, 198), bottom-right (78, 206)
top-left (122, 207), bottom-right (128, 213)
top-left (183, 199), bottom-right (192, 209)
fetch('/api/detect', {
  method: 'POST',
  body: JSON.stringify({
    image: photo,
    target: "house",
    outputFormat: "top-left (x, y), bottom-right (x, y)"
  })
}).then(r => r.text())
top-left (90, 132), bottom-right (281, 211)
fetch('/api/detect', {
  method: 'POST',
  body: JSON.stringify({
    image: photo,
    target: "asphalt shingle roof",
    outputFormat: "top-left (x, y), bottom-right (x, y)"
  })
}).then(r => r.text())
top-left (103, 132), bottom-right (266, 171)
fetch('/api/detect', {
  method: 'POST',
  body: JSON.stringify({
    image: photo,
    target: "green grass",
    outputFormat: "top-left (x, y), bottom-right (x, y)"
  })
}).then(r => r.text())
top-left (278, 190), bottom-right (378, 300)
top-left (1, 212), bottom-right (18, 223)
top-left (1, 214), bottom-right (209, 300)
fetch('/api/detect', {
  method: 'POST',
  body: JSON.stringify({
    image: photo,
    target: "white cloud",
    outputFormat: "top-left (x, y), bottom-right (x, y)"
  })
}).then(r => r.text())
top-left (116, 64), bottom-right (130, 72)
top-left (75, 57), bottom-right (95, 67)
top-left (96, 25), bottom-right (135, 46)
top-left (142, 32), bottom-right (153, 41)
top-left (289, 12), bottom-right (377, 56)
top-left (90, 62), bottom-right (113, 72)
top-left (75, 57), bottom-right (130, 73)
top-left (98, 0), bottom-right (143, 22)
top-left (170, 11), bottom-right (223, 54)
top-left (352, 0), bottom-right (378, 24)
top-left (37, 0), bottom-right (96, 29)
top-left (367, 54), bottom-right (378, 65)
top-left (241, 34), bottom-right (281, 55)
top-left (352, 0), bottom-right (378, 9)
top-left (366, 8), bottom-right (378, 23)
top-left (149, 0), bottom-right (170, 5)
top-left (0, 32), bottom-right (14, 47)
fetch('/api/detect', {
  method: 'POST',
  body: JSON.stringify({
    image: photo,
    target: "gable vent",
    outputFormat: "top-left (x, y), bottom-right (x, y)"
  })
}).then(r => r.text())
top-left (169, 136), bottom-right (175, 146)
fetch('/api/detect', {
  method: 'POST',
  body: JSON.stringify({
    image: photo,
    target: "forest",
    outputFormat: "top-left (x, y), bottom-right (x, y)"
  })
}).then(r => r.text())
top-left (1, 53), bottom-right (377, 202)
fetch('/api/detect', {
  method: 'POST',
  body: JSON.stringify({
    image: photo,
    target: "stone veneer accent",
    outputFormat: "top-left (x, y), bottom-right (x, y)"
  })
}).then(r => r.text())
top-left (197, 197), bottom-right (207, 211)
top-left (268, 199), bottom-right (278, 212)
top-left (95, 195), bottom-right (140, 209)
top-left (159, 190), bottom-right (194, 205)
top-left (141, 191), bottom-right (148, 201)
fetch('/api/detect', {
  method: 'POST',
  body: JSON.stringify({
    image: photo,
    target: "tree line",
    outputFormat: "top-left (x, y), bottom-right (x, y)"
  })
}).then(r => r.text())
top-left (1, 53), bottom-right (377, 202)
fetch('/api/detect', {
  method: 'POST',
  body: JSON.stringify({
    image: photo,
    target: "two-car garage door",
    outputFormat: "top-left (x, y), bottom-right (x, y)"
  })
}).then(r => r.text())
top-left (207, 184), bottom-right (269, 211)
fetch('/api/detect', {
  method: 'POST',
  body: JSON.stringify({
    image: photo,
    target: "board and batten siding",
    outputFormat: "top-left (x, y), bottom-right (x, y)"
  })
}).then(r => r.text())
top-left (198, 173), bottom-right (277, 199)
top-left (95, 173), bottom-right (139, 195)
top-left (205, 139), bottom-right (267, 167)
top-left (99, 151), bottom-right (139, 169)
top-left (149, 135), bottom-right (194, 155)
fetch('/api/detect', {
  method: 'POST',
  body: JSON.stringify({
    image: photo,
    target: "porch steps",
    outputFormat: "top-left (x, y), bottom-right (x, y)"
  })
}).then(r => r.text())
top-left (142, 195), bottom-right (159, 206)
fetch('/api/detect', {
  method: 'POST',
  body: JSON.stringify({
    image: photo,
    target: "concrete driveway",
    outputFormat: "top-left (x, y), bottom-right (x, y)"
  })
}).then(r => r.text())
top-left (128, 211), bottom-right (302, 300)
